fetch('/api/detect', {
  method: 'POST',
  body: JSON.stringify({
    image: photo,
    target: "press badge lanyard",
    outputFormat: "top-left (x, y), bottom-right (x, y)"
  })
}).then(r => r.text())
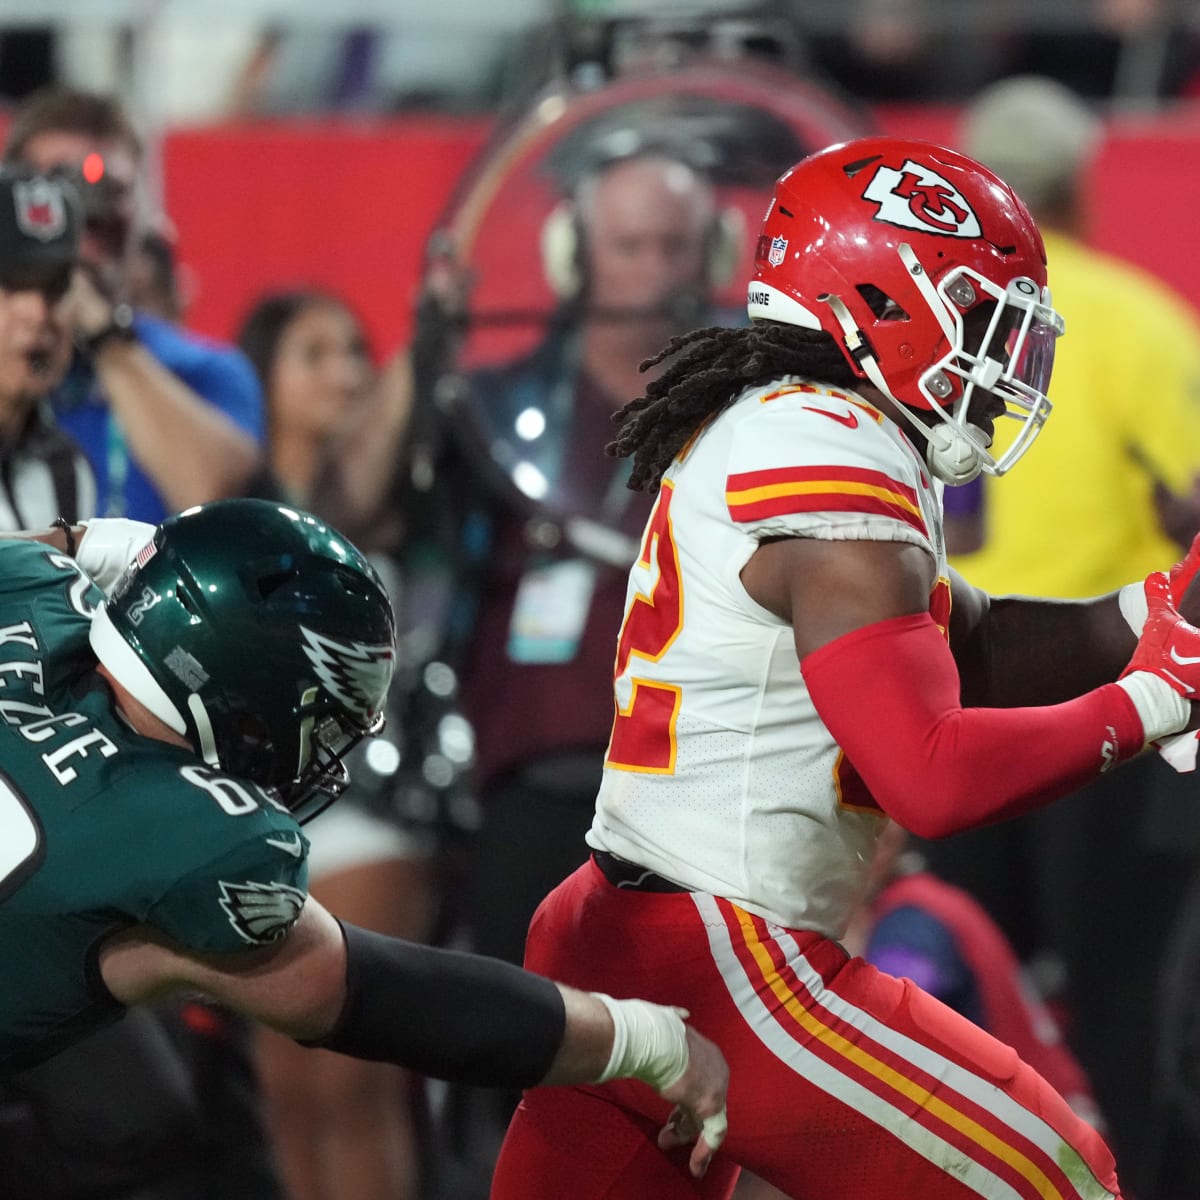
top-left (104, 414), bottom-right (128, 517)
top-left (506, 366), bottom-right (635, 666)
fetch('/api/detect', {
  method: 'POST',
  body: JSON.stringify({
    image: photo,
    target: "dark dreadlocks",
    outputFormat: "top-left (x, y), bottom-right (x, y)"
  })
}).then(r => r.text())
top-left (608, 321), bottom-right (864, 492)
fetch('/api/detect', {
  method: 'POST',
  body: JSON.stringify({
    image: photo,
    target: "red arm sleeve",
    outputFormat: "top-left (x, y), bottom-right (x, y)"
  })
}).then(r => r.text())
top-left (800, 613), bottom-right (1146, 838)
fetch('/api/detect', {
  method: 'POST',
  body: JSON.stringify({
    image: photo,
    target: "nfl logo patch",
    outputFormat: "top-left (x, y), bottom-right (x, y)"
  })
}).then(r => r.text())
top-left (767, 235), bottom-right (788, 267)
top-left (13, 179), bottom-right (66, 242)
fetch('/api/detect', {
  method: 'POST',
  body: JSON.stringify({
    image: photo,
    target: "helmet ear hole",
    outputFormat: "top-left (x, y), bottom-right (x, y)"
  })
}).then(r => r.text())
top-left (253, 568), bottom-right (298, 602)
top-left (857, 284), bottom-right (908, 321)
top-left (331, 562), bottom-right (383, 602)
top-left (175, 582), bottom-right (200, 616)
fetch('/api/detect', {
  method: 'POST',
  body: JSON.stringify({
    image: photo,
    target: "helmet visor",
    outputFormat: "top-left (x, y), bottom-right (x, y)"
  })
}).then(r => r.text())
top-left (995, 290), bottom-right (1060, 398)
top-left (929, 271), bottom-right (1063, 476)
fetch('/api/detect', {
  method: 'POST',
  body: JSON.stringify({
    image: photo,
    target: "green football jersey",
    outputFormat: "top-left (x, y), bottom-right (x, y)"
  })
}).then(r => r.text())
top-left (0, 541), bottom-right (310, 1071)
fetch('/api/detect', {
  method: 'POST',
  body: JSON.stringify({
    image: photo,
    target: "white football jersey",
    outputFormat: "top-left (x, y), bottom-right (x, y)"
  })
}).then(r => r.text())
top-left (587, 376), bottom-right (950, 937)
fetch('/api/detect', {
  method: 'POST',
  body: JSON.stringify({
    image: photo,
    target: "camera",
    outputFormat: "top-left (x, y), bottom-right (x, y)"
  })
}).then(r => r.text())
top-left (46, 157), bottom-right (131, 258)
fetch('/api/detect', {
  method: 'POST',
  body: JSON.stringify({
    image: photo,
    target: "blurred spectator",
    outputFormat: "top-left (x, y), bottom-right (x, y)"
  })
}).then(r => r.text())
top-left (237, 290), bottom-right (376, 506)
top-left (1007, 0), bottom-right (1200, 100)
top-left (0, 168), bottom-right (93, 529)
top-left (799, 0), bottom-right (1017, 103)
top-left (922, 73), bottom-right (1200, 1199)
top-left (236, 289), bottom-right (440, 1200)
top-left (313, 147), bottom-right (740, 1179)
top-left (459, 148), bottom-right (736, 971)
top-left (792, 0), bottom-right (1200, 103)
top-left (3, 86), bottom-right (264, 523)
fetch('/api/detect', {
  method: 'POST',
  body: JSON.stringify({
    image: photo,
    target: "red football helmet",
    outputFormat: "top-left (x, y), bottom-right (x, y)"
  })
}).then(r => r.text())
top-left (746, 136), bottom-right (1064, 484)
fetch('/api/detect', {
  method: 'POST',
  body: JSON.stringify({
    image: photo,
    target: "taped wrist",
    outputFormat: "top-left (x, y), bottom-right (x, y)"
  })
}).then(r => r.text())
top-left (310, 921), bottom-right (566, 1088)
top-left (592, 993), bottom-right (689, 1090)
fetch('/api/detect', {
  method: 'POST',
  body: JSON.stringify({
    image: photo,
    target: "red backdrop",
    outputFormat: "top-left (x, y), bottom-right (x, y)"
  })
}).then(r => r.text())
top-left (163, 102), bottom-right (1200, 359)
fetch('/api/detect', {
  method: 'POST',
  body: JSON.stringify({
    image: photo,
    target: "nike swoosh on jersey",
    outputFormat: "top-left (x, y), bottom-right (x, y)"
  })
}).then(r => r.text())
top-left (265, 834), bottom-right (304, 859)
top-left (1169, 646), bottom-right (1200, 667)
top-left (803, 406), bottom-right (858, 429)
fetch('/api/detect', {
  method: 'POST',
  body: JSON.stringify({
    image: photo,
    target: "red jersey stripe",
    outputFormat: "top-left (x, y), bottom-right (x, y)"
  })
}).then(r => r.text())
top-left (729, 487), bottom-right (928, 534)
top-left (726, 465), bottom-right (925, 533)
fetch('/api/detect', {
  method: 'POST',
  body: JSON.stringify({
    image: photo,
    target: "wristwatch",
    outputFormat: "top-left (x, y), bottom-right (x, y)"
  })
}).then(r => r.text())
top-left (80, 302), bottom-right (137, 358)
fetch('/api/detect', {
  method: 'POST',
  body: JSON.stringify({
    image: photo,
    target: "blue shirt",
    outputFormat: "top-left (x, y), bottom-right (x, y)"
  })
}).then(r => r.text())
top-left (52, 312), bottom-right (265, 524)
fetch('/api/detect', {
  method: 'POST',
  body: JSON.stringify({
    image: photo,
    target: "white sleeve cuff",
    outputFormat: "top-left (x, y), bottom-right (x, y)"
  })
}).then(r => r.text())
top-left (1115, 670), bottom-right (1191, 743)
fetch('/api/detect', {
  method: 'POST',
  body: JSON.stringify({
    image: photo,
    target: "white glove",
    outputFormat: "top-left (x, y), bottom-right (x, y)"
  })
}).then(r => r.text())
top-left (75, 519), bottom-right (157, 596)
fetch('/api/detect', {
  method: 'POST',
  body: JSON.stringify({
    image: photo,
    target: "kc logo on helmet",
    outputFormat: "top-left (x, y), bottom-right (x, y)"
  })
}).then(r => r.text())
top-left (13, 179), bottom-right (67, 242)
top-left (861, 159), bottom-right (981, 239)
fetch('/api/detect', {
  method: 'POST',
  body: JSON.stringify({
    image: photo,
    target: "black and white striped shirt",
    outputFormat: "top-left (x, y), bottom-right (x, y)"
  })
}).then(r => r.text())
top-left (0, 401), bottom-right (96, 531)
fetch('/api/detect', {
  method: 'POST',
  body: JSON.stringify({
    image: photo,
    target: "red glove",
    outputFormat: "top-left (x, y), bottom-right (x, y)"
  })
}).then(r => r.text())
top-left (1122, 571), bottom-right (1200, 698)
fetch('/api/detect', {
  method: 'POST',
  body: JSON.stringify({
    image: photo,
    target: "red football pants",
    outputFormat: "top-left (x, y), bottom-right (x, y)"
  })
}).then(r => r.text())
top-left (490, 858), bottom-right (1121, 1200)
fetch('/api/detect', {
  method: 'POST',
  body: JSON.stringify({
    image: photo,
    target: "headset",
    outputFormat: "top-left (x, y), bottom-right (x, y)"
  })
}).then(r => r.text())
top-left (539, 147), bottom-right (745, 300)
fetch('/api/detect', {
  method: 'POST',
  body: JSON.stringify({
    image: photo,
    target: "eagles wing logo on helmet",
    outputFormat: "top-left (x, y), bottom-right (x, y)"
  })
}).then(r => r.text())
top-left (861, 159), bottom-right (982, 239)
top-left (299, 627), bottom-right (394, 720)
top-left (218, 880), bottom-right (305, 944)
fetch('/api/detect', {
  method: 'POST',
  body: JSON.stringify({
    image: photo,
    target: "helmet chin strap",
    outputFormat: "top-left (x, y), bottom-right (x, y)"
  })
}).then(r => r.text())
top-left (821, 293), bottom-right (986, 487)
top-left (924, 421), bottom-right (986, 485)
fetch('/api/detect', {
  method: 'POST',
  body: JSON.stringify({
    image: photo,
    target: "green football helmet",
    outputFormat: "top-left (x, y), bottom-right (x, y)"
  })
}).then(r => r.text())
top-left (89, 499), bottom-right (396, 823)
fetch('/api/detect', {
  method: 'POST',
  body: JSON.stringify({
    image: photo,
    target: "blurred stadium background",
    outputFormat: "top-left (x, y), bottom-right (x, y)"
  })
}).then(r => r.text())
top-left (0, 0), bottom-right (1196, 357)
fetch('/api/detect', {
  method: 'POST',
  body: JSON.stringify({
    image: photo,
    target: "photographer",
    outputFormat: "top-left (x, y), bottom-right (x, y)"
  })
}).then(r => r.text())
top-left (0, 166), bottom-right (93, 528)
top-left (0, 158), bottom-right (282, 1200)
top-left (3, 87), bottom-right (264, 523)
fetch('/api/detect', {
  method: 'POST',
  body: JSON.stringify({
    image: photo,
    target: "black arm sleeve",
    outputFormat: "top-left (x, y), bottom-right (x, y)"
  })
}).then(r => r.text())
top-left (308, 921), bottom-right (567, 1088)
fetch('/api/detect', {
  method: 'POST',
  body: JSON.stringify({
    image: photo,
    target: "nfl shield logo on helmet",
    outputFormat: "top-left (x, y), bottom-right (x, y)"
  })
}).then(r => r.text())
top-left (13, 178), bottom-right (66, 242)
top-left (768, 235), bottom-right (788, 267)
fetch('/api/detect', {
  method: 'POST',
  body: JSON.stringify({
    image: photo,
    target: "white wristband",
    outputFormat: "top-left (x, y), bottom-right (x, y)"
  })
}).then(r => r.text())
top-left (75, 518), bottom-right (157, 595)
top-left (1116, 671), bottom-right (1191, 743)
top-left (591, 993), bottom-right (689, 1091)
top-left (1118, 580), bottom-right (1149, 636)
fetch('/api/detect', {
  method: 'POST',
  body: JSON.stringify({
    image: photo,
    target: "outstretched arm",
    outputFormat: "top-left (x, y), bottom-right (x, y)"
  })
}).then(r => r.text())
top-left (62, 270), bottom-right (260, 510)
top-left (741, 535), bottom-right (1193, 839)
top-left (98, 898), bottom-right (728, 1178)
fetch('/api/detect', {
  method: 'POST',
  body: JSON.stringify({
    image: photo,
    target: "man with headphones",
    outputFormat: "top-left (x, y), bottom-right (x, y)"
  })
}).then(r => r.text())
top-left (464, 145), bottom-right (740, 946)
top-left (440, 144), bottom-right (743, 1148)
top-left (304, 142), bottom-right (743, 1182)
top-left (537, 147), bottom-right (742, 403)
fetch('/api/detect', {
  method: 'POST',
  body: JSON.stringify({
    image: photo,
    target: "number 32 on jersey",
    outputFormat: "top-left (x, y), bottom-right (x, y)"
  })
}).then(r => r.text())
top-left (606, 482), bottom-right (683, 774)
